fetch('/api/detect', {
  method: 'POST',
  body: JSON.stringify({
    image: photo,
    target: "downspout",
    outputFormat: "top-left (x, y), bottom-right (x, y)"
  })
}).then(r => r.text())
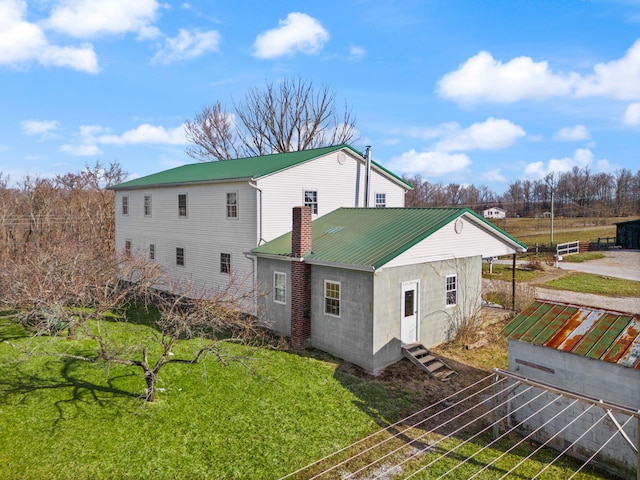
top-left (364, 146), bottom-right (372, 208)
top-left (248, 180), bottom-right (265, 245)
top-left (247, 179), bottom-right (264, 318)
top-left (511, 253), bottom-right (516, 310)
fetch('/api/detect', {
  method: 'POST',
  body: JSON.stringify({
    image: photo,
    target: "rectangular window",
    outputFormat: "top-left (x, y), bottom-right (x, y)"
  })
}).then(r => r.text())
top-left (226, 192), bottom-right (238, 218)
top-left (178, 194), bottom-right (187, 217)
top-left (122, 195), bottom-right (129, 215)
top-left (144, 195), bottom-right (152, 216)
top-left (124, 239), bottom-right (131, 257)
top-left (375, 193), bottom-right (386, 208)
top-left (220, 253), bottom-right (231, 274)
top-left (176, 247), bottom-right (185, 266)
top-left (149, 243), bottom-right (155, 260)
top-left (273, 271), bottom-right (286, 304)
top-left (446, 274), bottom-right (457, 306)
top-left (304, 190), bottom-right (318, 214)
top-left (324, 280), bottom-right (341, 317)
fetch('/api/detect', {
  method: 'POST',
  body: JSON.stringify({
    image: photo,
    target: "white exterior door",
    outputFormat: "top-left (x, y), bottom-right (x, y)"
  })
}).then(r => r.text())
top-left (401, 281), bottom-right (419, 344)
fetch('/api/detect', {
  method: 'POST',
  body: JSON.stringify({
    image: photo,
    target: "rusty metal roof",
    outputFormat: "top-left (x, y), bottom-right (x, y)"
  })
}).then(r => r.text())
top-left (503, 300), bottom-right (640, 369)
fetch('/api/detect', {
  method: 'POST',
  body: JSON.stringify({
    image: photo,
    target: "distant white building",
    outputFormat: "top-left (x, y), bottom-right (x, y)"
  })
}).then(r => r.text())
top-left (483, 207), bottom-right (506, 220)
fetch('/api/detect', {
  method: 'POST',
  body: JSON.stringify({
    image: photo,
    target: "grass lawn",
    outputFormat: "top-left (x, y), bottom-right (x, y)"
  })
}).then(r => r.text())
top-left (0, 312), bottom-right (615, 480)
top-left (481, 263), bottom-right (541, 282)
top-left (561, 252), bottom-right (605, 263)
top-left (0, 319), bottom-right (417, 480)
top-left (543, 272), bottom-right (640, 297)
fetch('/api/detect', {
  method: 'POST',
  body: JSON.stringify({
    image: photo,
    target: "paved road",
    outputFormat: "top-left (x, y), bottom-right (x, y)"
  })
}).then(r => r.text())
top-left (557, 261), bottom-right (640, 282)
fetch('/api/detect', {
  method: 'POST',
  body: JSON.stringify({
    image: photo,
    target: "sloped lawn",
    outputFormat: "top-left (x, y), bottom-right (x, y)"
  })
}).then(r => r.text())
top-left (0, 318), bottom-right (416, 480)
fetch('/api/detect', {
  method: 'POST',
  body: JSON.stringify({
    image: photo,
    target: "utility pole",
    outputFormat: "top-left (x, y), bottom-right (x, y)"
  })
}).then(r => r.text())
top-left (550, 187), bottom-right (554, 247)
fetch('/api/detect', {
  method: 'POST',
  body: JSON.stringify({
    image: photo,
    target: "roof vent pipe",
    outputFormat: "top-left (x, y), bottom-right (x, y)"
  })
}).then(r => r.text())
top-left (364, 146), bottom-right (371, 208)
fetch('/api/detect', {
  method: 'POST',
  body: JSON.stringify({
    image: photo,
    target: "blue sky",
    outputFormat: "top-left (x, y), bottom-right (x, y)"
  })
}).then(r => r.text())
top-left (1, 0), bottom-right (639, 193)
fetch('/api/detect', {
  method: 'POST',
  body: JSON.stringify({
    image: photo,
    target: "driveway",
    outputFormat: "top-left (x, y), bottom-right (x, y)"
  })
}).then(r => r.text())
top-left (557, 249), bottom-right (640, 282)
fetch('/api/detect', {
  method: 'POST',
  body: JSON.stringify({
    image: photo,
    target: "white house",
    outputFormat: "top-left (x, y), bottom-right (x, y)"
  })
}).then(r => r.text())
top-left (110, 145), bottom-right (411, 301)
top-left (253, 206), bottom-right (527, 373)
top-left (483, 207), bottom-right (506, 219)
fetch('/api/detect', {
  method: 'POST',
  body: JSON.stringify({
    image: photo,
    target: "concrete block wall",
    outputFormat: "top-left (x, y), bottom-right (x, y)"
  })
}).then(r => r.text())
top-left (507, 340), bottom-right (639, 478)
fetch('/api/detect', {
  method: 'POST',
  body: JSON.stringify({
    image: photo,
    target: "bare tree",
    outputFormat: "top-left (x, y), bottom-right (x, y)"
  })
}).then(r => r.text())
top-left (185, 77), bottom-right (358, 161)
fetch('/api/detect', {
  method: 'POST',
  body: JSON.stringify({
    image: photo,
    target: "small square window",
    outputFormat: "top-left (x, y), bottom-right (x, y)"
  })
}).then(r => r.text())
top-left (273, 271), bottom-right (286, 304)
top-left (324, 280), bottom-right (340, 317)
top-left (375, 193), bottom-right (386, 208)
top-left (304, 190), bottom-right (318, 215)
top-left (122, 195), bottom-right (129, 215)
top-left (220, 253), bottom-right (231, 274)
top-left (149, 244), bottom-right (155, 260)
top-left (178, 194), bottom-right (187, 217)
top-left (176, 247), bottom-right (185, 266)
top-left (446, 274), bottom-right (457, 306)
top-left (226, 192), bottom-right (238, 218)
top-left (144, 195), bottom-right (152, 216)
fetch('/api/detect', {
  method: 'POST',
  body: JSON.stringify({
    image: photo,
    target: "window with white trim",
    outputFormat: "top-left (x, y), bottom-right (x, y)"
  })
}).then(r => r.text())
top-left (375, 193), bottom-right (386, 208)
top-left (122, 195), bottom-right (129, 215)
top-left (178, 194), bottom-right (187, 217)
top-left (149, 244), bottom-right (155, 261)
top-left (144, 195), bottom-right (152, 216)
top-left (273, 271), bottom-right (286, 304)
top-left (324, 280), bottom-right (340, 317)
top-left (176, 247), bottom-right (185, 266)
top-left (304, 190), bottom-right (318, 214)
top-left (446, 274), bottom-right (457, 306)
top-left (226, 192), bottom-right (238, 218)
top-left (220, 253), bottom-right (231, 274)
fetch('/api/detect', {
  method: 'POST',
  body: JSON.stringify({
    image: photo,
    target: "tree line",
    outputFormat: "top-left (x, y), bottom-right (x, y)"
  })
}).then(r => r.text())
top-left (404, 167), bottom-right (640, 218)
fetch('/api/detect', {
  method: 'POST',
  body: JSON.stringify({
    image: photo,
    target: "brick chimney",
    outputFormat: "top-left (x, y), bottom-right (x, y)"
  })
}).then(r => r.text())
top-left (290, 206), bottom-right (312, 349)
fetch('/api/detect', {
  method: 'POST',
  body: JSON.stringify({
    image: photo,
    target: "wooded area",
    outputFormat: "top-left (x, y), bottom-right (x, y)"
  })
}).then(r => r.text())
top-left (405, 167), bottom-right (640, 218)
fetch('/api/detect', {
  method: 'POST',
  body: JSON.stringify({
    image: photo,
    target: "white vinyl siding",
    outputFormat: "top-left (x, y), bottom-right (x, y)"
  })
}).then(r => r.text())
top-left (382, 216), bottom-right (522, 269)
top-left (113, 183), bottom-right (257, 301)
top-left (257, 150), bottom-right (407, 242)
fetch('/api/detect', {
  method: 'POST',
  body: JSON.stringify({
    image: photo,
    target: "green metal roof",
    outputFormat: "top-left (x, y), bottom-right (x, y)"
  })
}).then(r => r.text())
top-left (503, 300), bottom-right (640, 369)
top-left (252, 207), bottom-right (527, 269)
top-left (110, 144), bottom-right (412, 190)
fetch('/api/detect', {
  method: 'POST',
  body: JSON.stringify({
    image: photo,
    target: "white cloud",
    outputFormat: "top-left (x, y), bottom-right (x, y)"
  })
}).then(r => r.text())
top-left (0, 0), bottom-right (99, 73)
top-left (387, 149), bottom-right (471, 177)
top-left (433, 117), bottom-right (525, 152)
top-left (553, 125), bottom-right (590, 141)
top-left (45, 0), bottom-right (160, 39)
top-left (438, 40), bottom-right (640, 104)
top-left (575, 40), bottom-right (640, 100)
top-left (480, 169), bottom-right (508, 183)
top-left (622, 102), bottom-right (640, 125)
top-left (97, 124), bottom-right (188, 145)
top-left (60, 143), bottom-right (102, 156)
top-left (438, 51), bottom-right (575, 104)
top-left (523, 148), bottom-right (596, 180)
top-left (152, 29), bottom-right (220, 64)
top-left (253, 12), bottom-right (329, 59)
top-left (21, 119), bottom-right (60, 138)
top-left (348, 45), bottom-right (365, 60)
